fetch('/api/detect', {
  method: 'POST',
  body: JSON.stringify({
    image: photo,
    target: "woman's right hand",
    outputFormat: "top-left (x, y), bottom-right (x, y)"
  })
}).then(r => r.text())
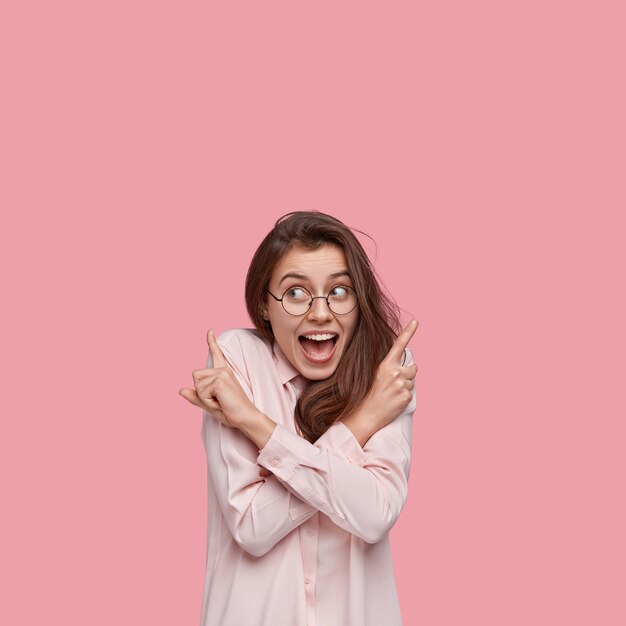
top-left (179, 330), bottom-right (262, 430)
top-left (343, 320), bottom-right (418, 445)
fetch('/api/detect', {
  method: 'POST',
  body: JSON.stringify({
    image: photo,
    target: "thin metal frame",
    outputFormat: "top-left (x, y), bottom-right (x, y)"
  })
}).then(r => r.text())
top-left (266, 285), bottom-right (358, 316)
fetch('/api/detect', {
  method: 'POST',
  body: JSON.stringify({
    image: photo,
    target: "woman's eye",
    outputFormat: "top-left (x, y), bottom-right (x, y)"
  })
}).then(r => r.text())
top-left (329, 286), bottom-right (348, 298)
top-left (286, 287), bottom-right (308, 300)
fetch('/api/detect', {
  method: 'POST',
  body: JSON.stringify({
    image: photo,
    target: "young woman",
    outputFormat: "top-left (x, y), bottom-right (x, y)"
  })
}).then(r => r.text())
top-left (179, 211), bottom-right (418, 626)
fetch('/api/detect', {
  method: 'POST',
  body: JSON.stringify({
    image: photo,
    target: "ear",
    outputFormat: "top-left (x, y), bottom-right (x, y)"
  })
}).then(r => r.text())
top-left (261, 308), bottom-right (269, 321)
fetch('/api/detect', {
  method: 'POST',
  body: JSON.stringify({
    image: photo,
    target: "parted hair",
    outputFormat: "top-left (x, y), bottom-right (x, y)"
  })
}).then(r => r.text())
top-left (245, 211), bottom-right (401, 443)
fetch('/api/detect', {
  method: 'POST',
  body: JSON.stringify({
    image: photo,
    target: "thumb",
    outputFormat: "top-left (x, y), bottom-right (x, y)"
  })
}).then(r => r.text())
top-left (179, 387), bottom-right (222, 412)
top-left (179, 387), bottom-right (205, 409)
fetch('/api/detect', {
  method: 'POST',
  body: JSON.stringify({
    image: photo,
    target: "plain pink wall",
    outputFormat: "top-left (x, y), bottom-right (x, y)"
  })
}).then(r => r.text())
top-left (2, 1), bottom-right (624, 625)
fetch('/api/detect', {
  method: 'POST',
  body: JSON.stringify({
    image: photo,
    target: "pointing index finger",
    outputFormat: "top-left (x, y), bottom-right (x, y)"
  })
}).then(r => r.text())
top-left (387, 319), bottom-right (418, 364)
top-left (206, 329), bottom-right (228, 368)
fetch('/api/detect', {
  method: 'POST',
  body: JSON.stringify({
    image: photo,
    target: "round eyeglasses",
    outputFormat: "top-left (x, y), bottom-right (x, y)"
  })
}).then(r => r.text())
top-left (266, 285), bottom-right (358, 316)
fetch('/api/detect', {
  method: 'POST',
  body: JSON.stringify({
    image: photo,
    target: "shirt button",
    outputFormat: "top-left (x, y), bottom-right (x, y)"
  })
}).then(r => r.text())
top-left (307, 530), bottom-right (314, 537)
top-left (304, 577), bottom-right (311, 584)
top-left (271, 458), bottom-right (279, 467)
top-left (346, 457), bottom-right (353, 464)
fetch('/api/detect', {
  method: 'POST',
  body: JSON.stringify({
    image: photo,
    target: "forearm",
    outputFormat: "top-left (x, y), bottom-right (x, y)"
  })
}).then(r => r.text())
top-left (237, 408), bottom-right (278, 450)
top-left (340, 409), bottom-right (378, 448)
top-left (227, 380), bottom-right (412, 543)
top-left (233, 407), bottom-right (408, 542)
top-left (256, 415), bottom-right (413, 543)
top-left (203, 413), bottom-right (318, 557)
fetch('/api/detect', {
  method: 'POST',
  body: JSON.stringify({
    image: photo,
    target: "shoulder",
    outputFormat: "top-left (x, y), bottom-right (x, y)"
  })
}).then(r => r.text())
top-left (215, 328), bottom-right (273, 367)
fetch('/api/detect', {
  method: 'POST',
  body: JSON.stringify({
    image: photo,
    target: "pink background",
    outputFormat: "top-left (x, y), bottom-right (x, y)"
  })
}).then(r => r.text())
top-left (2, 1), bottom-right (624, 625)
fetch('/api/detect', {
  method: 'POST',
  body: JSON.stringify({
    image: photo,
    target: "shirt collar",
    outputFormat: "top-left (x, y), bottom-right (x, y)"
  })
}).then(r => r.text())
top-left (272, 340), bottom-right (307, 390)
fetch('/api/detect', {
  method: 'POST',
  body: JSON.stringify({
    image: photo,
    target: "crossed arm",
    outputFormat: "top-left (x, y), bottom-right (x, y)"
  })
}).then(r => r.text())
top-left (181, 325), bottom-right (417, 557)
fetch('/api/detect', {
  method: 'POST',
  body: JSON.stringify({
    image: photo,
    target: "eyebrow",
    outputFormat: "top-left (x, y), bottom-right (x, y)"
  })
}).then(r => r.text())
top-left (278, 270), bottom-right (351, 287)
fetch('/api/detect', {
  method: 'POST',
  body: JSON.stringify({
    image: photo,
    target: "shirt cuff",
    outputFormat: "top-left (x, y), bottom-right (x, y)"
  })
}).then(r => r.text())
top-left (257, 423), bottom-right (318, 480)
top-left (257, 421), bottom-right (368, 481)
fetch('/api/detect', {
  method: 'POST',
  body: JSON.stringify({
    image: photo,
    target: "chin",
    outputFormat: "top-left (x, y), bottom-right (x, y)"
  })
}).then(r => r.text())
top-left (299, 364), bottom-right (337, 381)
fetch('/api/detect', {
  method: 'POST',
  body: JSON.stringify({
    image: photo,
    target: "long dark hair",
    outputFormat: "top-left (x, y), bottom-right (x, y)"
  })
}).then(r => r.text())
top-left (245, 211), bottom-right (401, 443)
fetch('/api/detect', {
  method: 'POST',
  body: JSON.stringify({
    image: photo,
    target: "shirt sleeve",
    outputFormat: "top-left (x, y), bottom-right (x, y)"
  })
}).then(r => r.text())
top-left (257, 349), bottom-right (416, 545)
top-left (203, 329), bottom-right (416, 554)
top-left (201, 333), bottom-right (318, 558)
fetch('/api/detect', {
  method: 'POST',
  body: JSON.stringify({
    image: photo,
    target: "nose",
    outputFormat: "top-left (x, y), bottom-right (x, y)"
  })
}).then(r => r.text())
top-left (306, 296), bottom-right (333, 322)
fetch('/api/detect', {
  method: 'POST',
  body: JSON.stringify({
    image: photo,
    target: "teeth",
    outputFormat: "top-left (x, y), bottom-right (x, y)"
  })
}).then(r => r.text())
top-left (302, 333), bottom-right (336, 341)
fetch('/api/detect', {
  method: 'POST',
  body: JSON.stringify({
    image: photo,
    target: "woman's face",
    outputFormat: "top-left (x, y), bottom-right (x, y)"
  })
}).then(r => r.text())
top-left (264, 244), bottom-right (359, 381)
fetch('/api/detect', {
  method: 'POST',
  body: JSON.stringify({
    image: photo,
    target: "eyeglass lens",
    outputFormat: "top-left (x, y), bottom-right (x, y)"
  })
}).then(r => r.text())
top-left (281, 286), bottom-right (357, 315)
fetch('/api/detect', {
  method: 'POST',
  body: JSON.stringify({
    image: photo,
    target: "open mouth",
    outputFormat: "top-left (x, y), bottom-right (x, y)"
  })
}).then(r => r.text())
top-left (298, 333), bottom-right (338, 362)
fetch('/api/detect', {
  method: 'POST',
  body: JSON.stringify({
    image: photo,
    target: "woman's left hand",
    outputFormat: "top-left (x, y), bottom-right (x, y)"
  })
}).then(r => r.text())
top-left (179, 330), bottom-right (259, 429)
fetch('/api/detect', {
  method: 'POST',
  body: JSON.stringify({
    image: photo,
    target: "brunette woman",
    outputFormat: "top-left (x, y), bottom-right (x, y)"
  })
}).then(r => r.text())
top-left (180, 211), bottom-right (418, 626)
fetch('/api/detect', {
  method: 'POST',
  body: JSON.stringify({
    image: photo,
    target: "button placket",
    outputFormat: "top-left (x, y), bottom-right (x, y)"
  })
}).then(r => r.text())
top-left (300, 512), bottom-right (319, 625)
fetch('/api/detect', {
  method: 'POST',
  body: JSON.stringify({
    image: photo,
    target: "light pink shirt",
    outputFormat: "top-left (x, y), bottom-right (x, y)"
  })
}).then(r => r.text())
top-left (199, 328), bottom-right (416, 626)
